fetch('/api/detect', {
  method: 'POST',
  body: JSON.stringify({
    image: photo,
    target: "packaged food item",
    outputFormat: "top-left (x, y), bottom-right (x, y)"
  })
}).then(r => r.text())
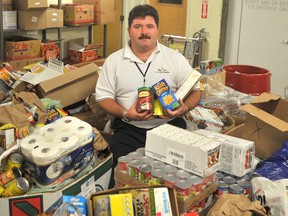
top-left (136, 87), bottom-right (154, 112)
top-left (152, 79), bottom-right (180, 111)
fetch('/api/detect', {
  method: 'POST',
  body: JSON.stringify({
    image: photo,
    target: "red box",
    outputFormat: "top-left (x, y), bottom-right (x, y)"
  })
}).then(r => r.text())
top-left (68, 38), bottom-right (101, 63)
top-left (41, 40), bottom-right (61, 62)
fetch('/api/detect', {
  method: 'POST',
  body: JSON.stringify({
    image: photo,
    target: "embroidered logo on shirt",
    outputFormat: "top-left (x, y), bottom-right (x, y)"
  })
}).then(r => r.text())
top-left (156, 66), bottom-right (169, 73)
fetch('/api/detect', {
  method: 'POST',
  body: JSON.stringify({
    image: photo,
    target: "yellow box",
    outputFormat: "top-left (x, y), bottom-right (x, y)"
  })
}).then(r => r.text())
top-left (92, 193), bottom-right (134, 216)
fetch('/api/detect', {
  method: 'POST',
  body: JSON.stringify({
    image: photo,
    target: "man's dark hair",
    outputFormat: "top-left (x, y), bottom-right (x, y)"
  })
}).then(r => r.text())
top-left (128, 4), bottom-right (159, 28)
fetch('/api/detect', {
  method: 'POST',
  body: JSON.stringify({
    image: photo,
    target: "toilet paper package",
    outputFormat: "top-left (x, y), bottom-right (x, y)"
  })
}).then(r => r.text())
top-left (20, 116), bottom-right (95, 188)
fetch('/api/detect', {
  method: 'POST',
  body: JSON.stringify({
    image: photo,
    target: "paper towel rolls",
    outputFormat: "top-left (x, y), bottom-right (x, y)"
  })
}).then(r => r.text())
top-left (38, 123), bottom-right (59, 137)
top-left (20, 133), bottom-right (44, 158)
top-left (31, 145), bottom-right (60, 166)
top-left (53, 133), bottom-right (79, 153)
top-left (20, 116), bottom-right (94, 166)
top-left (73, 121), bottom-right (93, 144)
top-left (55, 116), bottom-right (81, 128)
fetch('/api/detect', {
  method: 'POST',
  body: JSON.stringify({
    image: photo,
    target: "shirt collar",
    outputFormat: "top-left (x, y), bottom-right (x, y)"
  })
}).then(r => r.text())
top-left (124, 40), bottom-right (161, 63)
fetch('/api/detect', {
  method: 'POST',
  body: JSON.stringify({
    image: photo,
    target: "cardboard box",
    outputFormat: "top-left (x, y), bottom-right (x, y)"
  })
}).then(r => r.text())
top-left (145, 124), bottom-right (221, 177)
top-left (114, 169), bottom-right (217, 214)
top-left (8, 57), bottom-right (45, 71)
top-left (14, 0), bottom-right (48, 11)
top-left (2, 11), bottom-right (17, 30)
top-left (0, 152), bottom-right (112, 215)
top-left (18, 10), bottom-right (46, 30)
top-left (194, 129), bottom-right (255, 177)
top-left (36, 63), bottom-right (99, 107)
top-left (62, 4), bottom-right (94, 26)
top-left (45, 8), bottom-right (63, 28)
top-left (236, 93), bottom-right (288, 159)
top-left (90, 184), bottom-right (179, 216)
top-left (4, 36), bottom-right (41, 61)
top-left (41, 40), bottom-right (61, 62)
top-left (2, 0), bottom-right (12, 10)
top-left (68, 38), bottom-right (99, 63)
top-left (73, 0), bottom-right (116, 25)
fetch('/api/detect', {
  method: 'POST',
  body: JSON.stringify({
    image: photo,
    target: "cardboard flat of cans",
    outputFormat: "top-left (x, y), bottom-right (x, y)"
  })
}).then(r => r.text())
top-left (194, 129), bottom-right (255, 177)
top-left (145, 124), bottom-right (221, 177)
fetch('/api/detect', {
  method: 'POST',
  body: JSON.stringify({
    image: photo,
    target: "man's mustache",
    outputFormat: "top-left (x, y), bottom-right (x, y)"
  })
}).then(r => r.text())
top-left (139, 34), bottom-right (151, 39)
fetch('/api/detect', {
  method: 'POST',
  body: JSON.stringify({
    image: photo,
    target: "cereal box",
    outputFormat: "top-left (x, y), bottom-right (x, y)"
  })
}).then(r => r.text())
top-left (151, 79), bottom-right (180, 111)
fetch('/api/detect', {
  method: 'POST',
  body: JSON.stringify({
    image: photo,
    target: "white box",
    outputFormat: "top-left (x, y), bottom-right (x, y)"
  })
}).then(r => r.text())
top-left (194, 129), bottom-right (255, 177)
top-left (3, 11), bottom-right (17, 30)
top-left (145, 124), bottom-right (221, 177)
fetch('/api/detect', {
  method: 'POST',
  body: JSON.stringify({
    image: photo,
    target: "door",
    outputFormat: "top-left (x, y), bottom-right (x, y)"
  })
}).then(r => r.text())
top-left (225, 0), bottom-right (288, 97)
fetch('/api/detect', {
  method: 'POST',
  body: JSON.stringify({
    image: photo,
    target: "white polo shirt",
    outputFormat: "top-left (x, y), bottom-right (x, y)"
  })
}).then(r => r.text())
top-left (96, 41), bottom-right (200, 129)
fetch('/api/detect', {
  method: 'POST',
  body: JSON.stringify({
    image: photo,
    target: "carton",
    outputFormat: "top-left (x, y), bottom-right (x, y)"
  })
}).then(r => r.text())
top-left (18, 10), bottom-right (46, 30)
top-left (0, 152), bottom-right (112, 215)
top-left (36, 63), bottom-right (100, 107)
top-left (68, 38), bottom-right (100, 63)
top-left (62, 4), bottom-right (94, 26)
top-left (4, 36), bottom-right (41, 61)
top-left (89, 184), bottom-right (179, 216)
top-left (2, 11), bottom-right (17, 30)
top-left (45, 8), bottom-right (63, 28)
top-left (194, 129), bottom-right (255, 177)
top-left (145, 124), bottom-right (221, 177)
top-left (73, 0), bottom-right (116, 25)
top-left (41, 40), bottom-right (61, 62)
top-left (14, 0), bottom-right (48, 11)
top-left (114, 169), bottom-right (217, 214)
top-left (227, 93), bottom-right (288, 159)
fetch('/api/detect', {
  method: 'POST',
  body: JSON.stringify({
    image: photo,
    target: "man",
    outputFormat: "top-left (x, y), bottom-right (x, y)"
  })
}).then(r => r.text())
top-left (96, 4), bottom-right (202, 185)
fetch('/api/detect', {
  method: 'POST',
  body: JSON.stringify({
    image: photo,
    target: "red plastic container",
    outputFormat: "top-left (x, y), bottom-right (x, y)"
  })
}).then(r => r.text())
top-left (224, 65), bottom-right (271, 96)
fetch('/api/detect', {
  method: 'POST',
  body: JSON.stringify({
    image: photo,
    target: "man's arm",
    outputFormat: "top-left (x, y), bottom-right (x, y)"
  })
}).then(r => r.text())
top-left (183, 89), bottom-right (202, 112)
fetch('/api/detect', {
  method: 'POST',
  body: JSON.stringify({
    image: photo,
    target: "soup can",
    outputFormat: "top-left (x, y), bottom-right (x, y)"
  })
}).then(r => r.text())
top-left (127, 160), bottom-right (142, 178)
top-left (136, 87), bottom-right (154, 112)
top-left (5, 153), bottom-right (24, 171)
top-left (228, 184), bottom-right (245, 195)
top-left (175, 179), bottom-right (192, 198)
top-left (117, 156), bottom-right (131, 173)
top-left (163, 164), bottom-right (178, 175)
top-left (139, 164), bottom-right (153, 183)
top-left (2, 177), bottom-right (30, 197)
top-left (139, 156), bottom-right (154, 165)
top-left (162, 174), bottom-right (177, 189)
top-left (237, 179), bottom-right (251, 197)
top-left (151, 169), bottom-right (164, 184)
top-left (127, 151), bottom-right (143, 161)
top-left (216, 181), bottom-right (229, 197)
top-left (175, 169), bottom-right (191, 180)
top-left (151, 160), bottom-right (165, 170)
top-left (0, 167), bottom-right (22, 186)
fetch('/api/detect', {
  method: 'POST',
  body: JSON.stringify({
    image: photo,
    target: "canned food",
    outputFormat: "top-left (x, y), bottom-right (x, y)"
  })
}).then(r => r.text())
top-left (117, 156), bottom-right (131, 173)
top-left (237, 179), bottom-right (251, 197)
top-left (151, 160), bottom-right (165, 170)
top-left (139, 164), bottom-right (153, 183)
top-left (0, 167), bottom-right (22, 186)
top-left (223, 175), bottom-right (237, 185)
top-left (162, 174), bottom-right (177, 188)
top-left (248, 171), bottom-right (262, 179)
top-left (216, 181), bottom-right (229, 197)
top-left (175, 169), bottom-right (191, 180)
top-left (127, 160), bottom-right (142, 178)
top-left (16, 125), bottom-right (36, 139)
top-left (175, 179), bottom-right (192, 198)
top-left (136, 87), bottom-right (154, 112)
top-left (151, 169), bottom-right (164, 184)
top-left (163, 164), bottom-right (178, 175)
top-left (228, 184), bottom-right (244, 195)
top-left (2, 177), bottom-right (30, 197)
top-left (215, 171), bottom-right (225, 181)
top-left (187, 175), bottom-right (203, 195)
top-left (136, 147), bottom-right (145, 155)
top-left (127, 152), bottom-right (143, 161)
top-left (139, 156), bottom-right (154, 165)
top-left (5, 153), bottom-right (24, 171)
top-left (26, 111), bottom-right (35, 124)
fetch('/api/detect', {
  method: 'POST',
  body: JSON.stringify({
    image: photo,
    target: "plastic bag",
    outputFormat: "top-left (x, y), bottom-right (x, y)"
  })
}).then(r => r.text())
top-left (254, 141), bottom-right (288, 180)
